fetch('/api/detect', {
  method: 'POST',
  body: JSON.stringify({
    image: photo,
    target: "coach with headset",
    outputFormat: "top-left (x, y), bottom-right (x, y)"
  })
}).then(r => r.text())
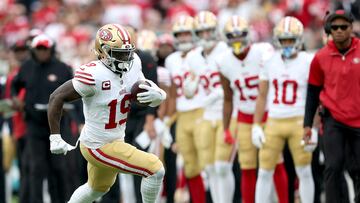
top-left (11, 34), bottom-right (74, 203)
top-left (303, 10), bottom-right (360, 203)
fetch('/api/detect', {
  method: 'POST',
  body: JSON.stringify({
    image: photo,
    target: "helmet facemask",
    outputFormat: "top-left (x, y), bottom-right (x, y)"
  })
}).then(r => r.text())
top-left (100, 44), bottom-right (135, 75)
top-left (275, 36), bottom-right (302, 58)
top-left (225, 30), bottom-right (250, 55)
top-left (173, 31), bottom-right (194, 52)
top-left (195, 28), bottom-right (217, 50)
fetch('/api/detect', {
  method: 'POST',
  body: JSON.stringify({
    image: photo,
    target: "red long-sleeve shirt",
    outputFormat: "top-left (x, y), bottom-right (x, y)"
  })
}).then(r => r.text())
top-left (309, 37), bottom-right (360, 127)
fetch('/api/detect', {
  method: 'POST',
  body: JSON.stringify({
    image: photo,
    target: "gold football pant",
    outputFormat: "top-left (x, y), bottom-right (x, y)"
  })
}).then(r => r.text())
top-left (259, 116), bottom-right (312, 170)
top-left (175, 108), bottom-right (204, 178)
top-left (237, 122), bottom-right (259, 169)
top-left (80, 140), bottom-right (163, 192)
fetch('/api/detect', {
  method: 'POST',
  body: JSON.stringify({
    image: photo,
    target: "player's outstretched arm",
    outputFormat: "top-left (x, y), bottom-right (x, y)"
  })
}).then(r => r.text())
top-left (48, 80), bottom-right (82, 134)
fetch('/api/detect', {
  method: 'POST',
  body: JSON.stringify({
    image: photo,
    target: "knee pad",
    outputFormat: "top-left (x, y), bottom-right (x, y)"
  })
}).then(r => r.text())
top-left (154, 167), bottom-right (165, 179)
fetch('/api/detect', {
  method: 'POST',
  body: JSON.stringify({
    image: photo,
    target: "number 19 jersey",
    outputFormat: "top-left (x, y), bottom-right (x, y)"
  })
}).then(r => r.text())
top-left (72, 55), bottom-right (145, 149)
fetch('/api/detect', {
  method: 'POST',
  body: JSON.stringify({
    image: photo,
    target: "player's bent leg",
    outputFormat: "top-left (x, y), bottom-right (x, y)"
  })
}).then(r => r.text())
top-left (80, 141), bottom-right (164, 202)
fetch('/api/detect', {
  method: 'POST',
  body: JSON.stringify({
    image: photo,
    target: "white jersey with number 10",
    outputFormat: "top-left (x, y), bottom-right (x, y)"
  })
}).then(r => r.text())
top-left (259, 51), bottom-right (314, 118)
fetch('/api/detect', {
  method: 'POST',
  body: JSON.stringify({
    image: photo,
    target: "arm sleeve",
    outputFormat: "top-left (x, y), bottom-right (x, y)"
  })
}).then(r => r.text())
top-left (308, 55), bottom-right (324, 86)
top-left (303, 84), bottom-right (322, 127)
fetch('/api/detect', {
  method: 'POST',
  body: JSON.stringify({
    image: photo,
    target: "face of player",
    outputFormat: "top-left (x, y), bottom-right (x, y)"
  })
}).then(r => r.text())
top-left (196, 28), bottom-right (215, 40)
top-left (330, 18), bottom-right (352, 44)
top-left (279, 38), bottom-right (296, 47)
top-left (174, 32), bottom-right (193, 44)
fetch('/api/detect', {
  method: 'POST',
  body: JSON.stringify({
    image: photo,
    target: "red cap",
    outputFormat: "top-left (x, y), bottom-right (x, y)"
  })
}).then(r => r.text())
top-left (31, 34), bottom-right (54, 49)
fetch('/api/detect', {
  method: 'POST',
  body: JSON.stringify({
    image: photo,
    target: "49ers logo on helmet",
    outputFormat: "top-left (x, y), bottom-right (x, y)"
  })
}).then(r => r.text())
top-left (99, 29), bottom-right (113, 41)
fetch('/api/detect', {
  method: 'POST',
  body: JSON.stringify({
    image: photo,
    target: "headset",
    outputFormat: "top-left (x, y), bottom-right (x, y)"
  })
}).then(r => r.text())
top-left (324, 10), bottom-right (354, 35)
top-left (324, 10), bottom-right (331, 35)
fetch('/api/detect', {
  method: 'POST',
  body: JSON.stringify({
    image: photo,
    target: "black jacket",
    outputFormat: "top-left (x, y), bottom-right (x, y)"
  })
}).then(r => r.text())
top-left (11, 56), bottom-right (73, 126)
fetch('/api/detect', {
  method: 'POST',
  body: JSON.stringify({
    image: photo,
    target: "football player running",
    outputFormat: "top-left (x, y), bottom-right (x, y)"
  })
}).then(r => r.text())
top-left (219, 15), bottom-right (289, 203)
top-left (185, 11), bottom-right (233, 203)
top-left (165, 15), bottom-right (207, 203)
top-left (253, 16), bottom-right (315, 203)
top-left (47, 24), bottom-right (166, 203)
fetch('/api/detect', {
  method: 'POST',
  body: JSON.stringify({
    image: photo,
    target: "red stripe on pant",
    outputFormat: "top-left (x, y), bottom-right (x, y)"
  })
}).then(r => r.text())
top-left (88, 149), bottom-right (148, 177)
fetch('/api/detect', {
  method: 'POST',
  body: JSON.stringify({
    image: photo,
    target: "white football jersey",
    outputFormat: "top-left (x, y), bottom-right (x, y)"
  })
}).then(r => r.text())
top-left (218, 43), bottom-right (274, 115)
top-left (165, 51), bottom-right (206, 112)
top-left (72, 54), bottom-right (145, 149)
top-left (259, 51), bottom-right (314, 118)
top-left (186, 42), bottom-right (229, 120)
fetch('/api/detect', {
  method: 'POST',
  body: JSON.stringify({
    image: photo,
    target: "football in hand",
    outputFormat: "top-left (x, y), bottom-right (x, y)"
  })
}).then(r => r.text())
top-left (131, 80), bottom-right (151, 106)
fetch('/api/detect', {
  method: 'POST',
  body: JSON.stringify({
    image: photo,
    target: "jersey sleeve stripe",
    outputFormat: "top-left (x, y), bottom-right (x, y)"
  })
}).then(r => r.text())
top-left (74, 76), bottom-right (96, 85)
top-left (74, 74), bottom-right (95, 82)
top-left (75, 71), bottom-right (94, 78)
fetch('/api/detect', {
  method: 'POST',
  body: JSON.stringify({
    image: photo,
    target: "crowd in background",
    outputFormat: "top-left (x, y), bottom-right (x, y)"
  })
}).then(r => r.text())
top-left (1, 0), bottom-right (360, 203)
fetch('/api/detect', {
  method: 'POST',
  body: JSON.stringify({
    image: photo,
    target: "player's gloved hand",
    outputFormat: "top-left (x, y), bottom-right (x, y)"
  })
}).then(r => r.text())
top-left (49, 134), bottom-right (75, 155)
top-left (224, 129), bottom-right (235, 144)
top-left (251, 124), bottom-right (266, 148)
top-left (138, 79), bottom-right (166, 107)
top-left (301, 127), bottom-right (318, 152)
top-left (183, 73), bottom-right (199, 99)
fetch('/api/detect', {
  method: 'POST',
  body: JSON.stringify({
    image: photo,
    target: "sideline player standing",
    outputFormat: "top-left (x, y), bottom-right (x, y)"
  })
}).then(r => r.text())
top-left (166, 15), bottom-right (207, 203)
top-left (185, 11), bottom-right (233, 203)
top-left (253, 16), bottom-right (315, 203)
top-left (219, 15), bottom-right (289, 203)
top-left (47, 24), bottom-right (166, 203)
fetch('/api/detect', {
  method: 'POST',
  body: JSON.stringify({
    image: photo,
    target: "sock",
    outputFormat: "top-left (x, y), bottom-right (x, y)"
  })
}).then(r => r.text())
top-left (187, 174), bottom-right (206, 203)
top-left (141, 167), bottom-right (165, 203)
top-left (273, 163), bottom-right (289, 203)
top-left (215, 161), bottom-right (235, 203)
top-left (205, 165), bottom-right (219, 203)
top-left (255, 169), bottom-right (274, 203)
top-left (241, 169), bottom-right (257, 203)
top-left (68, 183), bottom-right (105, 203)
top-left (295, 165), bottom-right (314, 203)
